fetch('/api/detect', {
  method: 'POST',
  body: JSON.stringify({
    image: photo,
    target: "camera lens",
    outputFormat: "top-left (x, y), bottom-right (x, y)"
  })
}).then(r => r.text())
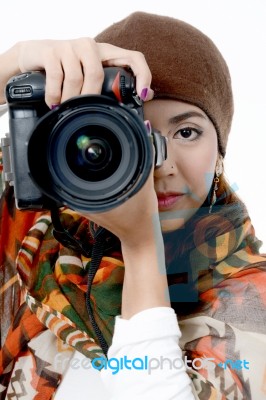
top-left (48, 109), bottom-right (137, 201)
top-left (28, 96), bottom-right (153, 212)
top-left (66, 126), bottom-right (121, 181)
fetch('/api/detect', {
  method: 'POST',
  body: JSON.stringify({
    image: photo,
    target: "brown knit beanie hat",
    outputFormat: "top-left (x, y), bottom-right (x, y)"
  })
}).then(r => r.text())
top-left (95, 11), bottom-right (234, 156)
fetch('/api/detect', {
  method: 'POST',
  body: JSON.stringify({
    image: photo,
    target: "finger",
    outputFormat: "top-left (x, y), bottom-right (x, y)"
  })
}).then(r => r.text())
top-left (60, 38), bottom-right (104, 100)
top-left (43, 63), bottom-right (65, 108)
top-left (97, 43), bottom-right (153, 101)
top-left (75, 38), bottom-right (105, 95)
top-left (60, 57), bottom-right (84, 103)
top-left (35, 42), bottom-right (66, 107)
top-left (55, 39), bottom-right (96, 102)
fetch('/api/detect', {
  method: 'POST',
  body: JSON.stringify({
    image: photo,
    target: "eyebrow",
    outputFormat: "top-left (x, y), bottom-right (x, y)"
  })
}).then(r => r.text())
top-left (168, 111), bottom-right (207, 125)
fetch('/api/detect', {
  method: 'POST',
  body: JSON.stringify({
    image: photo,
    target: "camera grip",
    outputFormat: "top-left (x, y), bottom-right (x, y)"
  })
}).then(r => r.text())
top-left (9, 117), bottom-right (44, 209)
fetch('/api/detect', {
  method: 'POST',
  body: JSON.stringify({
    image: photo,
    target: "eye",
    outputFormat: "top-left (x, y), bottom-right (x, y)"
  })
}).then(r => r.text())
top-left (174, 127), bottom-right (202, 141)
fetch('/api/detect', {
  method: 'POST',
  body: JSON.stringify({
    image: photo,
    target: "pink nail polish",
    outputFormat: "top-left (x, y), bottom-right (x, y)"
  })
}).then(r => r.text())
top-left (51, 104), bottom-right (60, 110)
top-left (144, 120), bottom-right (152, 134)
top-left (140, 88), bottom-right (149, 101)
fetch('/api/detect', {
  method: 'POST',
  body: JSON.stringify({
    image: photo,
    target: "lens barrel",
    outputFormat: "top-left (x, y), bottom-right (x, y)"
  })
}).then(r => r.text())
top-left (28, 95), bottom-right (153, 212)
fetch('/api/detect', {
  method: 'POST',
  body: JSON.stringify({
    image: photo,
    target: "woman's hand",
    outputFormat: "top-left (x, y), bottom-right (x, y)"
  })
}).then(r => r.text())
top-left (0, 38), bottom-right (153, 106)
top-left (82, 161), bottom-right (158, 247)
top-left (82, 167), bottom-right (170, 320)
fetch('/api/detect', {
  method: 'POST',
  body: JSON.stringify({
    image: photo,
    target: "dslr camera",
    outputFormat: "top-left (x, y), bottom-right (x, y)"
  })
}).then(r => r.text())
top-left (2, 67), bottom-right (167, 213)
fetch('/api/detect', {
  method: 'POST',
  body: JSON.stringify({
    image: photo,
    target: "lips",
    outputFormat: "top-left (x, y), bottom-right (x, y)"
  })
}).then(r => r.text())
top-left (156, 192), bottom-right (185, 210)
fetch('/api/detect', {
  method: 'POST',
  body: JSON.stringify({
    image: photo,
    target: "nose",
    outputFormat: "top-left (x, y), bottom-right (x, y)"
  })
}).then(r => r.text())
top-left (154, 138), bottom-right (178, 178)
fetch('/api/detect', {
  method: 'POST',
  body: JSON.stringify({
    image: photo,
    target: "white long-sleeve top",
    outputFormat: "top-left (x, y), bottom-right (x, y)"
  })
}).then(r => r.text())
top-left (101, 307), bottom-right (195, 399)
top-left (55, 307), bottom-right (196, 400)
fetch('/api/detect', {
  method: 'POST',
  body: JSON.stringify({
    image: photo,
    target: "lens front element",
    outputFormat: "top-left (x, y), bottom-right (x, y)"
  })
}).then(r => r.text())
top-left (66, 127), bottom-right (121, 182)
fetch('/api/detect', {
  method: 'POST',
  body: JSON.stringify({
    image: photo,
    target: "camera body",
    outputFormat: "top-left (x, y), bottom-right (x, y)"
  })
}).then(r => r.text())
top-left (3, 67), bottom-right (167, 212)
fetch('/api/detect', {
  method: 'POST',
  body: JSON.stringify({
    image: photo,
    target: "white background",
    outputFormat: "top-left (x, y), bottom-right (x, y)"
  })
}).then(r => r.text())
top-left (0, 1), bottom-right (265, 397)
top-left (0, 0), bottom-right (265, 252)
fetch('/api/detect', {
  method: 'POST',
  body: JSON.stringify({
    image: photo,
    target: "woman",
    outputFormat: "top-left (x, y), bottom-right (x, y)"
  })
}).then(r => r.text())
top-left (0, 11), bottom-right (265, 400)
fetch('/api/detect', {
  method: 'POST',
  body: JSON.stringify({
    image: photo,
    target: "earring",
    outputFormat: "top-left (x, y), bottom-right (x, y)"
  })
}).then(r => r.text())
top-left (209, 158), bottom-right (223, 214)
top-left (209, 175), bottom-right (220, 214)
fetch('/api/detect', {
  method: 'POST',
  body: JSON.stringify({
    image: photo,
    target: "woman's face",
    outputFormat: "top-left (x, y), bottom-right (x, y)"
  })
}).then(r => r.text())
top-left (144, 99), bottom-right (219, 232)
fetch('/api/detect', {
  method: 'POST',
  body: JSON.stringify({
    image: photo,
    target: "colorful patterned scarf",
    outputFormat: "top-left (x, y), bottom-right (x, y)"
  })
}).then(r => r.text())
top-left (0, 187), bottom-right (266, 399)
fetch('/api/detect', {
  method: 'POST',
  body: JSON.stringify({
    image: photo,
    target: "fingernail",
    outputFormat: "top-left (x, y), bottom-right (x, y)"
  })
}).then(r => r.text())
top-left (140, 87), bottom-right (149, 101)
top-left (144, 120), bottom-right (152, 134)
top-left (51, 104), bottom-right (60, 110)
